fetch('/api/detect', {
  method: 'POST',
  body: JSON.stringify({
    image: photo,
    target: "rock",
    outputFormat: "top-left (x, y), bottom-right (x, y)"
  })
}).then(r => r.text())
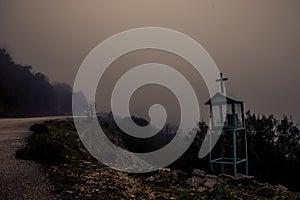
top-left (222, 174), bottom-right (254, 185)
top-left (206, 174), bottom-right (218, 179)
top-left (158, 168), bottom-right (171, 172)
top-left (145, 176), bottom-right (156, 183)
top-left (172, 170), bottom-right (187, 179)
top-left (274, 184), bottom-right (288, 192)
top-left (236, 174), bottom-right (254, 179)
top-left (186, 176), bottom-right (205, 187)
top-left (158, 168), bottom-right (171, 176)
top-left (192, 169), bottom-right (205, 177)
top-left (256, 186), bottom-right (275, 197)
top-left (221, 174), bottom-right (239, 181)
top-left (253, 180), bottom-right (264, 187)
top-left (203, 178), bottom-right (218, 188)
top-left (197, 187), bottom-right (207, 193)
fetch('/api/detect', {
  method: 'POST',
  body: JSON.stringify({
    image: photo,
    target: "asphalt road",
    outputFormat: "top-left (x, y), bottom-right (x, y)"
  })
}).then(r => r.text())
top-left (0, 116), bottom-right (71, 199)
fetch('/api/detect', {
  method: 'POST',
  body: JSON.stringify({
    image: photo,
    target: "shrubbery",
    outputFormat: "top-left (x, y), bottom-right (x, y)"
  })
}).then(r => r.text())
top-left (16, 120), bottom-right (89, 164)
top-left (246, 111), bottom-right (300, 191)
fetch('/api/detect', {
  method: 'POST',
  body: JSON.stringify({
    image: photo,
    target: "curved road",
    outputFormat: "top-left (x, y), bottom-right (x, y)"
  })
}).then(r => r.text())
top-left (0, 116), bottom-right (71, 199)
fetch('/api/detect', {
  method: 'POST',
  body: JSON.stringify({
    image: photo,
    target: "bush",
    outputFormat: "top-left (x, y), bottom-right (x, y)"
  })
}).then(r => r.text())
top-left (16, 120), bottom-right (88, 164)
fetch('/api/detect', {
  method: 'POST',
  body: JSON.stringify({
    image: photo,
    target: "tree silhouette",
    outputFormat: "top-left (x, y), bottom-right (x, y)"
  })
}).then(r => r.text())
top-left (246, 111), bottom-right (300, 191)
top-left (0, 48), bottom-right (86, 117)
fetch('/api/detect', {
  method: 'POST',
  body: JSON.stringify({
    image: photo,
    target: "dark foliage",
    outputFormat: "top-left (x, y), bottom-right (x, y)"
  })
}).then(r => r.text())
top-left (170, 121), bottom-right (210, 172)
top-left (0, 48), bottom-right (86, 117)
top-left (16, 120), bottom-right (88, 164)
top-left (99, 112), bottom-right (177, 153)
top-left (170, 112), bottom-right (300, 192)
top-left (246, 111), bottom-right (300, 191)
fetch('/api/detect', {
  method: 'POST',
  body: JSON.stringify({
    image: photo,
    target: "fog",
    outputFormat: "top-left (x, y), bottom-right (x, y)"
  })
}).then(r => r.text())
top-left (0, 0), bottom-right (299, 123)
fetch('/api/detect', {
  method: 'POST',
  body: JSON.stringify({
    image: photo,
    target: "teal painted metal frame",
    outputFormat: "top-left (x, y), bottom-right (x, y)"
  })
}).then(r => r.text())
top-left (209, 102), bottom-right (248, 176)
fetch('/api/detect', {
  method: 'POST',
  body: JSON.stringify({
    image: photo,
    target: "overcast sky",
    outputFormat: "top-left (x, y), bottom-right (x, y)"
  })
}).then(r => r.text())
top-left (0, 0), bottom-right (299, 124)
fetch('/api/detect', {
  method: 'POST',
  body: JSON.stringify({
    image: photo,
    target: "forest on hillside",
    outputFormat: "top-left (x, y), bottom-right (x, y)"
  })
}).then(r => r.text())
top-left (0, 49), bottom-right (87, 117)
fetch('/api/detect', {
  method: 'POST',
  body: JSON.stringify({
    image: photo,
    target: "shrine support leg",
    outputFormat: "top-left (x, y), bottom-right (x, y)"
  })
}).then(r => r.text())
top-left (220, 135), bottom-right (224, 174)
top-left (209, 132), bottom-right (215, 173)
top-left (233, 130), bottom-right (237, 176)
top-left (244, 129), bottom-right (248, 175)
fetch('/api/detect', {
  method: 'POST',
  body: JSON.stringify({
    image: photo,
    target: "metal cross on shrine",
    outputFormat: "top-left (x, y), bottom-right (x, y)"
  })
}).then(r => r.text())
top-left (205, 72), bottom-right (248, 176)
top-left (216, 73), bottom-right (228, 93)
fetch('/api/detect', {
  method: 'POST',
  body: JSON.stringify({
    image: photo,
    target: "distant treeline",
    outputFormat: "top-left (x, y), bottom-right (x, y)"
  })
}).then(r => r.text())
top-left (0, 48), bottom-right (87, 117)
top-left (99, 112), bottom-right (177, 153)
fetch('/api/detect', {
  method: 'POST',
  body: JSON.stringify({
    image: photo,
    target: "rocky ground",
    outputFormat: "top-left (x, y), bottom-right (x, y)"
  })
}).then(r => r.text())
top-left (45, 162), bottom-right (299, 199)
top-left (14, 119), bottom-right (300, 199)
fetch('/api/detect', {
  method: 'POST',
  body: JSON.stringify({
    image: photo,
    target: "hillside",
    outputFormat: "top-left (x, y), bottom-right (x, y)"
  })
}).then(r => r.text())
top-left (16, 119), bottom-right (300, 199)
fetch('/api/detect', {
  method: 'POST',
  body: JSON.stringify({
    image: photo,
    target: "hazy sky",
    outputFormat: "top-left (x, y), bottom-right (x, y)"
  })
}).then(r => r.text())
top-left (0, 0), bottom-right (299, 124)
